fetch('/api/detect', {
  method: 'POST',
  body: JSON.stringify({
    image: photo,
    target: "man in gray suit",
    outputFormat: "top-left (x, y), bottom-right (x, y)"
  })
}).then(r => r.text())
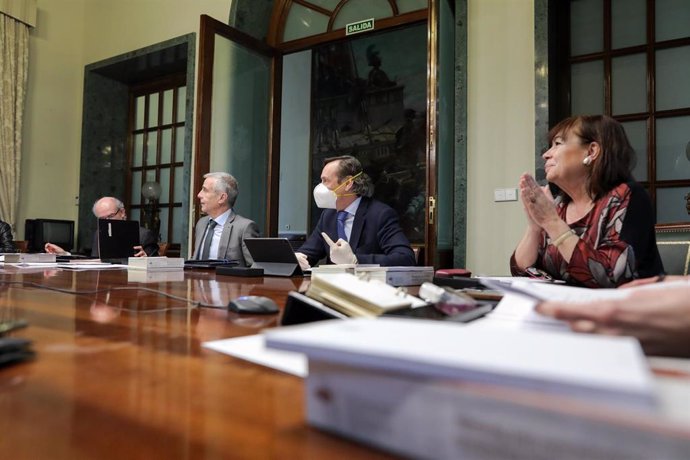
top-left (192, 172), bottom-right (259, 266)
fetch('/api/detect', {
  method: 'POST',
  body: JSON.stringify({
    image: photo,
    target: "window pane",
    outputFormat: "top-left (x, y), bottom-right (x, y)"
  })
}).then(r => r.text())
top-left (130, 208), bottom-right (140, 225)
top-left (283, 4), bottom-right (329, 42)
top-left (148, 93), bottom-right (159, 127)
top-left (308, 0), bottom-right (339, 9)
top-left (656, 0), bottom-right (690, 42)
top-left (397, 0), bottom-right (428, 14)
top-left (612, 53), bottom-right (646, 115)
top-left (332, 0), bottom-right (393, 30)
top-left (571, 60), bottom-right (604, 115)
top-left (145, 169), bottom-right (156, 183)
top-left (159, 168), bottom-right (170, 203)
top-left (621, 120), bottom-right (648, 181)
top-left (158, 207), bottom-right (169, 242)
top-left (131, 171), bottom-right (142, 205)
top-left (176, 86), bottom-right (186, 123)
top-left (656, 116), bottom-right (690, 181)
top-left (133, 133), bottom-right (144, 167)
top-left (162, 89), bottom-right (174, 125)
top-left (146, 131), bottom-right (158, 165)
top-left (570, 0), bottom-right (603, 55)
top-left (211, 38), bottom-right (270, 232)
top-left (279, 51), bottom-right (311, 235)
top-left (612, 0), bottom-right (646, 49)
top-left (656, 46), bottom-right (690, 111)
top-left (160, 128), bottom-right (172, 164)
top-left (174, 126), bottom-right (185, 163)
top-left (172, 206), bottom-right (183, 244)
top-left (135, 96), bottom-right (145, 130)
top-left (656, 187), bottom-right (690, 224)
top-left (173, 166), bottom-right (183, 202)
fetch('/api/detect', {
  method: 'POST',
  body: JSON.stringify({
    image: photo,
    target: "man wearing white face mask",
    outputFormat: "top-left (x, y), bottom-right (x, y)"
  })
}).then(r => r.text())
top-left (295, 156), bottom-right (416, 269)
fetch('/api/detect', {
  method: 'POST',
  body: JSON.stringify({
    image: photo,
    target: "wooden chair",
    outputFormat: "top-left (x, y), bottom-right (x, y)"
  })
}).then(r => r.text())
top-left (655, 224), bottom-right (690, 276)
top-left (157, 242), bottom-right (170, 257)
top-left (13, 240), bottom-right (29, 253)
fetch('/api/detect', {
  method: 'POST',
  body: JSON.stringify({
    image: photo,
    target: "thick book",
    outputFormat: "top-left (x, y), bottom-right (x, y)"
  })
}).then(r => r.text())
top-left (266, 318), bottom-right (657, 409)
top-left (264, 318), bottom-right (683, 459)
top-left (127, 256), bottom-right (184, 271)
top-left (355, 265), bottom-right (435, 286)
top-left (306, 273), bottom-right (413, 317)
top-left (300, 360), bottom-right (689, 460)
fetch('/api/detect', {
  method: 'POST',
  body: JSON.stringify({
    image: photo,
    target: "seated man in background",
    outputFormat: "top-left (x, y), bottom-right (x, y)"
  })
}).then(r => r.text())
top-left (45, 197), bottom-right (158, 257)
top-left (296, 155), bottom-right (416, 269)
top-left (192, 172), bottom-right (259, 267)
top-left (0, 219), bottom-right (17, 253)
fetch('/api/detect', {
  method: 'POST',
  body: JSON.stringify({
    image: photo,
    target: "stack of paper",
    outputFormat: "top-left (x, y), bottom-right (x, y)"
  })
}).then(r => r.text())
top-left (127, 256), bottom-right (184, 271)
top-left (308, 264), bottom-right (358, 275)
top-left (473, 278), bottom-right (690, 332)
top-left (266, 317), bottom-right (656, 409)
top-left (1, 253), bottom-right (56, 263)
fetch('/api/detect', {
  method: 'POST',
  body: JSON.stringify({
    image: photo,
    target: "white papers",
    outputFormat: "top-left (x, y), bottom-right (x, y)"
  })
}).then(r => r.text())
top-left (56, 263), bottom-right (128, 270)
top-left (203, 334), bottom-right (307, 377)
top-left (475, 278), bottom-right (690, 332)
top-left (266, 317), bottom-right (657, 410)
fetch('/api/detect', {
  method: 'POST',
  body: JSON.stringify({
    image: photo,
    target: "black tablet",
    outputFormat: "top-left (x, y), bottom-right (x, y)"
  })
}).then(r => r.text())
top-left (97, 219), bottom-right (140, 261)
top-left (244, 238), bottom-right (303, 277)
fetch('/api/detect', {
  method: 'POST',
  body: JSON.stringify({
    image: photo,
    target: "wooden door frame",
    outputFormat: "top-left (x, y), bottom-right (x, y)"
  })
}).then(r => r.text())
top-left (194, 15), bottom-right (282, 236)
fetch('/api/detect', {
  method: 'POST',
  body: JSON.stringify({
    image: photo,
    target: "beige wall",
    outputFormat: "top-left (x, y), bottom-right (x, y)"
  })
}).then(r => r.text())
top-left (466, 0), bottom-right (535, 275)
top-left (20, 0), bottom-right (537, 273)
top-left (18, 0), bottom-right (230, 238)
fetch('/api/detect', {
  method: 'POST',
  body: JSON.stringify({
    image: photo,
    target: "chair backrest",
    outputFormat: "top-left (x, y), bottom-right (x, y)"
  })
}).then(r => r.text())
top-left (157, 242), bottom-right (170, 257)
top-left (13, 240), bottom-right (29, 253)
top-left (655, 224), bottom-right (690, 276)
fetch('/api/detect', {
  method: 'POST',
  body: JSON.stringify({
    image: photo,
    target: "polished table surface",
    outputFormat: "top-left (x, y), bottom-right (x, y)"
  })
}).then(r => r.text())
top-left (0, 267), bottom-right (394, 459)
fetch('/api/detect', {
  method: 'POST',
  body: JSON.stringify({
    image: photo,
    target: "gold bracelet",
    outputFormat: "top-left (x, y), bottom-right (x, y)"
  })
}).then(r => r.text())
top-left (551, 229), bottom-right (576, 248)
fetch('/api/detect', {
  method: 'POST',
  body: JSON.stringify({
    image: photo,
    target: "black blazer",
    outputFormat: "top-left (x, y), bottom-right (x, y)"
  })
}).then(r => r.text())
top-left (298, 197), bottom-right (416, 267)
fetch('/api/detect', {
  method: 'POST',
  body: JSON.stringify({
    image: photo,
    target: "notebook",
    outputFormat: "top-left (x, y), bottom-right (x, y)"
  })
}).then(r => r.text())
top-left (244, 238), bottom-right (304, 277)
top-left (97, 219), bottom-right (141, 262)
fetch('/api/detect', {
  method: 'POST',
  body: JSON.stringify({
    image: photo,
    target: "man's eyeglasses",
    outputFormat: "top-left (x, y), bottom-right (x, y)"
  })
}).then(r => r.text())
top-left (101, 208), bottom-right (123, 220)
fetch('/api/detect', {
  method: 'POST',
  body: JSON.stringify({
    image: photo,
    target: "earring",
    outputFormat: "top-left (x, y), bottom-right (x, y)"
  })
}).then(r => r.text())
top-left (582, 156), bottom-right (592, 166)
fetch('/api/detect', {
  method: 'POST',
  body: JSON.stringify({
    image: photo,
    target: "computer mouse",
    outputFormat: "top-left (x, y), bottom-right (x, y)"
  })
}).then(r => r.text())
top-left (228, 295), bottom-right (280, 315)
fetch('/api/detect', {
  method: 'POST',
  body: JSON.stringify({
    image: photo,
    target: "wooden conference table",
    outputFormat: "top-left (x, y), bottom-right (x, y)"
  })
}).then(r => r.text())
top-left (0, 267), bottom-right (395, 459)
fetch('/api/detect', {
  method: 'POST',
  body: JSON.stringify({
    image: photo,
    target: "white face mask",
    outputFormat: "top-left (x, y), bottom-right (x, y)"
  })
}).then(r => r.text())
top-left (313, 171), bottom-right (362, 209)
top-left (313, 183), bottom-right (337, 209)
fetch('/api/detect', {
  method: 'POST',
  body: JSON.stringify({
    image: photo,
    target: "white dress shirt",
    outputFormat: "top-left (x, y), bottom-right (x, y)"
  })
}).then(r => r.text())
top-left (208, 209), bottom-right (232, 259)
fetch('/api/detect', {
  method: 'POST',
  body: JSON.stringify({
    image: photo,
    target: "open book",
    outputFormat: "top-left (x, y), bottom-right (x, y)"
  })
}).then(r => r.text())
top-left (306, 273), bottom-right (415, 317)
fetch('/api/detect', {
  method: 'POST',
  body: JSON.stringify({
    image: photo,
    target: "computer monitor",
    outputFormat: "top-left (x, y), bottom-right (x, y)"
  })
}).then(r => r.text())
top-left (25, 219), bottom-right (75, 253)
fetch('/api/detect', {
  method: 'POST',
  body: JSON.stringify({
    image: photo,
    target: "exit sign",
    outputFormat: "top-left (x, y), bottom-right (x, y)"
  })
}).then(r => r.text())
top-left (346, 18), bottom-right (375, 36)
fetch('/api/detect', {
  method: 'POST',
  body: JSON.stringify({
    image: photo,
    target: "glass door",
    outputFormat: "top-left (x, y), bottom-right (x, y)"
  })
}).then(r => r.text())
top-left (194, 15), bottom-right (281, 239)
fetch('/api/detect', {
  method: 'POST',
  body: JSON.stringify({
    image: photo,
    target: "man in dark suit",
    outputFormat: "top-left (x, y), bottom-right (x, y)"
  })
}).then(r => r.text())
top-left (191, 172), bottom-right (259, 266)
top-left (296, 156), bottom-right (416, 268)
top-left (45, 197), bottom-right (159, 257)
